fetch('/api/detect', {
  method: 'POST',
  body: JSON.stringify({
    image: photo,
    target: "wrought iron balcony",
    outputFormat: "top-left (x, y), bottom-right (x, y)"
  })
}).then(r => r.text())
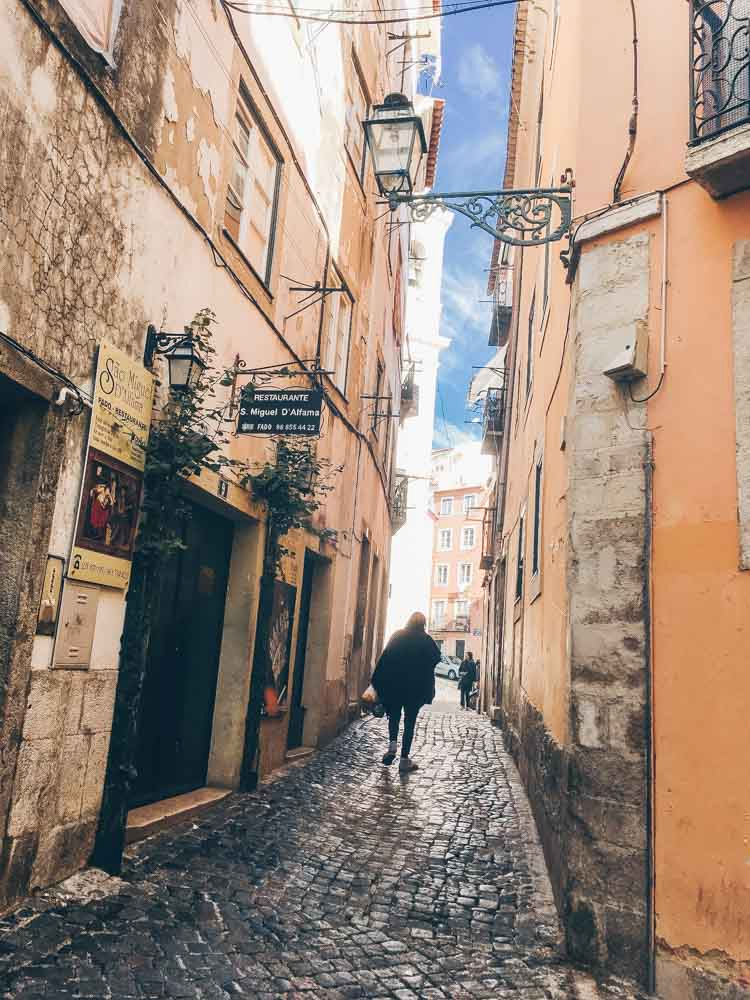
top-left (691, 0), bottom-right (750, 143)
top-left (391, 474), bottom-right (408, 534)
top-left (400, 364), bottom-right (419, 422)
top-left (481, 386), bottom-right (506, 456)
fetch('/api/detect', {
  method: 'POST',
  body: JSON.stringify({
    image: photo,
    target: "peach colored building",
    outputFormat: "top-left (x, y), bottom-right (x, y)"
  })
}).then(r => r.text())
top-left (478, 1), bottom-right (750, 996)
top-left (429, 447), bottom-right (490, 662)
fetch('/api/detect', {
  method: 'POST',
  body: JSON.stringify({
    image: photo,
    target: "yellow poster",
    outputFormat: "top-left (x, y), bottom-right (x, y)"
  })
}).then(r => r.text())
top-left (69, 342), bottom-right (154, 589)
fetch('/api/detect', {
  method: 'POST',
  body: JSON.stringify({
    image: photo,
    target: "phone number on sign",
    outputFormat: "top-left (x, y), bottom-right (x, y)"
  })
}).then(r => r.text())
top-left (246, 423), bottom-right (319, 433)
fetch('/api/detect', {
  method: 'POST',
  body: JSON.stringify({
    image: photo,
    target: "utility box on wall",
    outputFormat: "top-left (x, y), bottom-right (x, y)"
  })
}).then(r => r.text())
top-left (603, 322), bottom-right (648, 382)
top-left (53, 581), bottom-right (100, 669)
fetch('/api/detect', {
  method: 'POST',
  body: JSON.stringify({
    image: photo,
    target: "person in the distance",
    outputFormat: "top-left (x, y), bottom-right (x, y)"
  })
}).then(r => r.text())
top-left (371, 612), bottom-right (441, 774)
top-left (458, 651), bottom-right (478, 710)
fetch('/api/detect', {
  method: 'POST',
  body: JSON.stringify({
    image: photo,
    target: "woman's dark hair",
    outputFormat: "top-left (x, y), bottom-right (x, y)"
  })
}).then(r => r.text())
top-left (406, 612), bottom-right (427, 631)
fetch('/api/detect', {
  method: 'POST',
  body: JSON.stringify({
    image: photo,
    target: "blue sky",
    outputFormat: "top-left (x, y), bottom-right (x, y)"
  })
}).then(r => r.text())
top-left (431, 6), bottom-right (515, 447)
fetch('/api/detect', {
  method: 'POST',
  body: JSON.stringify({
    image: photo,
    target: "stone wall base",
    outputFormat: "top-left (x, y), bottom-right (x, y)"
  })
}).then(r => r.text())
top-left (656, 952), bottom-right (750, 1000)
top-left (500, 698), bottom-right (649, 987)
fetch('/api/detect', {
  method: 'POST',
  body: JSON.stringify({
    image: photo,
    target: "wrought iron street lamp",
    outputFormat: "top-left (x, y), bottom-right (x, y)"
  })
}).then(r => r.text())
top-left (143, 325), bottom-right (207, 390)
top-left (362, 93), bottom-right (572, 249)
top-left (363, 93), bottom-right (428, 198)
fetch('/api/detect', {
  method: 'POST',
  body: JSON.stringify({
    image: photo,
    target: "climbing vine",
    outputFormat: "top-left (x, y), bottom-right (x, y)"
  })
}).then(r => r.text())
top-left (93, 307), bottom-right (340, 872)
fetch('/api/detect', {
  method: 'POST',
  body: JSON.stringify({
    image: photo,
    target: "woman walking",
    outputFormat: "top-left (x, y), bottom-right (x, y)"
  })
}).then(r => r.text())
top-left (458, 652), bottom-right (477, 710)
top-left (371, 612), bottom-right (441, 773)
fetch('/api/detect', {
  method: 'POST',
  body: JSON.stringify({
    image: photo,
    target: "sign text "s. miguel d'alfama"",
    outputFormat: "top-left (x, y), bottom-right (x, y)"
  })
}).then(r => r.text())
top-left (238, 388), bottom-right (323, 436)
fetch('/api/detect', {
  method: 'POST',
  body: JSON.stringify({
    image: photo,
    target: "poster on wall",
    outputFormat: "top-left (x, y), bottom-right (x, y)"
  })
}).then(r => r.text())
top-left (69, 342), bottom-right (154, 589)
top-left (265, 580), bottom-right (297, 705)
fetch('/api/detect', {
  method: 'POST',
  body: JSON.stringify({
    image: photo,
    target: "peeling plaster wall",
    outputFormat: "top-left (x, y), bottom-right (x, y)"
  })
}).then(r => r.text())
top-left (0, 0), bottom-right (403, 907)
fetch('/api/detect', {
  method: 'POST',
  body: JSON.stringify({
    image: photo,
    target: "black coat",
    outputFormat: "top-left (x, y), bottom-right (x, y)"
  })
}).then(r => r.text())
top-left (371, 626), bottom-right (441, 709)
top-left (459, 658), bottom-right (477, 690)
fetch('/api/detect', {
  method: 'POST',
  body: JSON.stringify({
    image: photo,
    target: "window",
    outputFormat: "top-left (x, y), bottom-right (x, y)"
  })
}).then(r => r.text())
top-left (532, 457), bottom-right (543, 577)
top-left (459, 562), bottom-right (473, 586)
top-left (436, 564), bottom-right (449, 586)
top-left (692, 0), bottom-right (750, 140)
top-left (409, 241), bottom-right (426, 287)
top-left (455, 599), bottom-right (469, 618)
top-left (526, 292), bottom-right (536, 397)
top-left (440, 497), bottom-right (454, 516)
top-left (534, 87), bottom-right (544, 186)
top-left (551, 0), bottom-right (560, 65)
top-left (432, 600), bottom-right (447, 624)
top-left (439, 529), bottom-right (452, 551)
top-left (322, 267), bottom-right (353, 394)
top-left (515, 513), bottom-right (525, 601)
top-left (461, 526), bottom-right (476, 549)
top-left (372, 360), bottom-right (384, 436)
top-left (463, 494), bottom-right (477, 513)
top-left (58, 0), bottom-right (121, 62)
top-left (344, 55), bottom-right (368, 181)
top-left (455, 638), bottom-right (466, 660)
top-left (225, 87), bottom-right (281, 285)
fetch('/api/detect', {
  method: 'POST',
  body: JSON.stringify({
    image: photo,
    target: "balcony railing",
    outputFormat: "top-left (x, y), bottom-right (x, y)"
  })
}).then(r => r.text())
top-left (691, 0), bottom-right (750, 143)
top-left (430, 617), bottom-right (471, 634)
top-left (400, 364), bottom-right (419, 422)
top-left (481, 385), bottom-right (506, 455)
top-left (391, 474), bottom-right (408, 534)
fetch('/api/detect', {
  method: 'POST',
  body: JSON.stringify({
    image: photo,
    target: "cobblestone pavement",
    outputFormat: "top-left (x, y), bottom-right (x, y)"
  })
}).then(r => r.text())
top-left (0, 697), bottom-right (649, 999)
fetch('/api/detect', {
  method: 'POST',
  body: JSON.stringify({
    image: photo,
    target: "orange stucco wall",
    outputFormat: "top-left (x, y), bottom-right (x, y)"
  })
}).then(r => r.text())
top-left (498, 0), bottom-right (750, 977)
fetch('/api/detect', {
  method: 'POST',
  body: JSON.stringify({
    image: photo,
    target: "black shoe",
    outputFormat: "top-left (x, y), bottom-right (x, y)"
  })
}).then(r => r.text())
top-left (382, 751), bottom-right (396, 766)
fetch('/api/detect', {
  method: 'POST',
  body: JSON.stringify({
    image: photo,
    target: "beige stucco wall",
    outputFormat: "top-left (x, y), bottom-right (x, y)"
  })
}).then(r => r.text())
top-left (0, 0), bottom-right (413, 905)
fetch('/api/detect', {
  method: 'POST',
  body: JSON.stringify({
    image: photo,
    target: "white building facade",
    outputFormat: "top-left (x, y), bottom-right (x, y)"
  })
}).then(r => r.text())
top-left (385, 208), bottom-right (452, 640)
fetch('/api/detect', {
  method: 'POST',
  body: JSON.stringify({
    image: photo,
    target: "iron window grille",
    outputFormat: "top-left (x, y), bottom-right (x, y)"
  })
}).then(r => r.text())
top-left (691, 0), bottom-right (750, 143)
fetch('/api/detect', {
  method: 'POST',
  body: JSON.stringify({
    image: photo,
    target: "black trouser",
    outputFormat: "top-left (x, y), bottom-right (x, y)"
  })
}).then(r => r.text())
top-left (387, 703), bottom-right (419, 757)
top-left (460, 685), bottom-right (472, 709)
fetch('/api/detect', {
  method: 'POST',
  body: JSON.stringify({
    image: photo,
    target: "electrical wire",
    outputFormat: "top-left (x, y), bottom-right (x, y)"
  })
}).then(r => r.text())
top-left (436, 386), bottom-right (454, 448)
top-left (0, 330), bottom-right (90, 413)
top-left (223, 0), bottom-right (518, 25)
top-left (628, 372), bottom-right (664, 404)
top-left (227, 0), bottom-right (509, 13)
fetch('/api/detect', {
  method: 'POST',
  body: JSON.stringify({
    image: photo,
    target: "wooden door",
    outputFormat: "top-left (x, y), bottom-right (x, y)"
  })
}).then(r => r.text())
top-left (132, 502), bottom-right (233, 806)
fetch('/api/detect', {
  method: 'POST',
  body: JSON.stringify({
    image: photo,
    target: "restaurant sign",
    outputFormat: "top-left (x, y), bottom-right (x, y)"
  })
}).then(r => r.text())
top-left (69, 342), bottom-right (154, 589)
top-left (238, 388), bottom-right (323, 436)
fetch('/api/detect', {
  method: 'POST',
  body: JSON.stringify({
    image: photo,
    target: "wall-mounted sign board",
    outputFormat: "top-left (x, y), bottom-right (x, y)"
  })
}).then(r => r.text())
top-left (238, 388), bottom-right (323, 436)
top-left (69, 341), bottom-right (154, 589)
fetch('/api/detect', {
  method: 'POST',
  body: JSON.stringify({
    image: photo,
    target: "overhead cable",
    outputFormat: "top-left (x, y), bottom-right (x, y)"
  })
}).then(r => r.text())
top-left (223, 0), bottom-right (518, 26)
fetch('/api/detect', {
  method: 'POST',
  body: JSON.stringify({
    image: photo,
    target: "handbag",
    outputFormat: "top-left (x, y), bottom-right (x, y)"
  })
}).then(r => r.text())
top-left (362, 684), bottom-right (378, 704)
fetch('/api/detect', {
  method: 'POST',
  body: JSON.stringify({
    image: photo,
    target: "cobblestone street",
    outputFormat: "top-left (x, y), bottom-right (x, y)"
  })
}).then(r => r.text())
top-left (0, 691), bottom-right (647, 999)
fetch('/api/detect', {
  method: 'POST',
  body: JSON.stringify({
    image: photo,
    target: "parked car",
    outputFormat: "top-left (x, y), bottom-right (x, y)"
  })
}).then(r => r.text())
top-left (435, 655), bottom-right (459, 681)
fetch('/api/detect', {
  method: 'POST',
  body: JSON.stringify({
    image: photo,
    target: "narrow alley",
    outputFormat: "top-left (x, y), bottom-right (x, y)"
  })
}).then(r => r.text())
top-left (0, 690), bottom-right (645, 1000)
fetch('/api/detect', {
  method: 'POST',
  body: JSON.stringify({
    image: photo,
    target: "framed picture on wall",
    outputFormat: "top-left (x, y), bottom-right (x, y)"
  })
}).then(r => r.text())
top-left (265, 579), bottom-right (297, 705)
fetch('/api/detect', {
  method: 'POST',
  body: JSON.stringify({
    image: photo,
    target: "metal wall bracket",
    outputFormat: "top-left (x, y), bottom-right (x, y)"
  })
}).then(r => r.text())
top-left (386, 187), bottom-right (573, 247)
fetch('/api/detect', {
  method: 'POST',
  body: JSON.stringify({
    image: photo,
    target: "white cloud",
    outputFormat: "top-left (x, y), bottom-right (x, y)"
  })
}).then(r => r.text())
top-left (439, 259), bottom-right (494, 368)
top-left (458, 43), bottom-right (502, 101)
top-left (433, 422), bottom-right (481, 451)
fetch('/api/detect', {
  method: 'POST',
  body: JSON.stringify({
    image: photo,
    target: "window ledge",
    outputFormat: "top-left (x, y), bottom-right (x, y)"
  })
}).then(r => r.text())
top-left (221, 228), bottom-right (274, 299)
top-left (686, 122), bottom-right (750, 199)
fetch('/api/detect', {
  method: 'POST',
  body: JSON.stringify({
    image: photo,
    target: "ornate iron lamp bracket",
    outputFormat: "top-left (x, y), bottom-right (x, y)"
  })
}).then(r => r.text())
top-left (386, 187), bottom-right (573, 248)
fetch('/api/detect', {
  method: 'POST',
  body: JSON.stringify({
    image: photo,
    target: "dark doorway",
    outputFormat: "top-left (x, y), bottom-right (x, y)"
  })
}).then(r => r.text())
top-left (455, 639), bottom-right (466, 660)
top-left (287, 552), bottom-right (315, 750)
top-left (132, 502), bottom-right (233, 807)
